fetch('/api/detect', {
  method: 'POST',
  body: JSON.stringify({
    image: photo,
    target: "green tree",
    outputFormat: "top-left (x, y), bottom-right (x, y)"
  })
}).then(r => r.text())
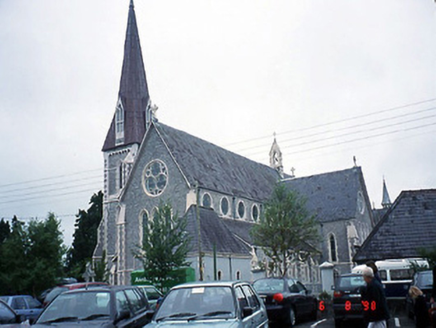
top-left (93, 250), bottom-right (109, 283)
top-left (251, 184), bottom-right (320, 277)
top-left (27, 213), bottom-right (65, 296)
top-left (0, 219), bottom-right (11, 244)
top-left (66, 191), bottom-right (103, 279)
top-left (137, 202), bottom-right (190, 291)
top-left (0, 217), bottom-right (28, 295)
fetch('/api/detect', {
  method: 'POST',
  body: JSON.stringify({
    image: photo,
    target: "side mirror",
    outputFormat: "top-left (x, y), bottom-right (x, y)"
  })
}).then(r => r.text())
top-left (115, 310), bottom-right (131, 323)
top-left (146, 310), bottom-right (155, 321)
top-left (242, 307), bottom-right (253, 318)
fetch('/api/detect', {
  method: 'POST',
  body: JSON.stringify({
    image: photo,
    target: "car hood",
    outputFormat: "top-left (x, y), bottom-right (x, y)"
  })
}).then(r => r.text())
top-left (32, 322), bottom-right (113, 328)
top-left (146, 320), bottom-right (240, 328)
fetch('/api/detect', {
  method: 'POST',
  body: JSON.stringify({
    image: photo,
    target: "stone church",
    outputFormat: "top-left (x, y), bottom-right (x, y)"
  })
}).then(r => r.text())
top-left (93, 1), bottom-right (375, 287)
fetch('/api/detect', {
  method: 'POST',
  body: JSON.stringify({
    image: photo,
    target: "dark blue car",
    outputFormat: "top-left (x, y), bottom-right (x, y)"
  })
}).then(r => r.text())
top-left (0, 295), bottom-right (43, 321)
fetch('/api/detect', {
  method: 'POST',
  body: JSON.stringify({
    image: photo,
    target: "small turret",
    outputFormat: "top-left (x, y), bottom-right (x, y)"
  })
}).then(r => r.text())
top-left (381, 177), bottom-right (392, 208)
top-left (269, 134), bottom-right (284, 178)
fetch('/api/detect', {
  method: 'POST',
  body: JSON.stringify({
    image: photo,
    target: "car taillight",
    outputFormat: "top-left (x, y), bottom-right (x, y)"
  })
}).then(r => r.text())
top-left (273, 293), bottom-right (284, 303)
top-left (333, 291), bottom-right (343, 298)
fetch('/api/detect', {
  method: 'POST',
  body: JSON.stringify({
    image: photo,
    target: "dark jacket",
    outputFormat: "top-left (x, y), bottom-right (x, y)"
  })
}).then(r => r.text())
top-left (414, 295), bottom-right (430, 328)
top-left (361, 278), bottom-right (390, 322)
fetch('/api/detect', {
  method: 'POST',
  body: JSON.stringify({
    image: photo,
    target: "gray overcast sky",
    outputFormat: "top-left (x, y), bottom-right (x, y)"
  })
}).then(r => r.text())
top-left (0, 0), bottom-right (435, 246)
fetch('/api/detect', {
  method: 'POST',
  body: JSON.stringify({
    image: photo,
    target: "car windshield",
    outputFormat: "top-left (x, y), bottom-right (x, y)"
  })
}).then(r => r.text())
top-left (37, 291), bottom-right (111, 323)
top-left (253, 279), bottom-right (284, 293)
top-left (418, 271), bottom-right (433, 287)
top-left (338, 276), bottom-right (365, 289)
top-left (155, 286), bottom-right (235, 321)
top-left (143, 287), bottom-right (162, 300)
top-left (45, 287), bottom-right (68, 303)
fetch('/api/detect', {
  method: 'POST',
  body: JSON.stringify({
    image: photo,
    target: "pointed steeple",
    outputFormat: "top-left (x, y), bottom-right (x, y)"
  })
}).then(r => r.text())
top-left (102, 0), bottom-right (151, 151)
top-left (381, 177), bottom-right (392, 208)
top-left (269, 134), bottom-right (284, 178)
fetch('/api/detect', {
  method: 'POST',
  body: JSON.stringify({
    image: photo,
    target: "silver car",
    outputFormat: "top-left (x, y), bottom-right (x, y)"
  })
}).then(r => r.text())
top-left (145, 281), bottom-right (269, 328)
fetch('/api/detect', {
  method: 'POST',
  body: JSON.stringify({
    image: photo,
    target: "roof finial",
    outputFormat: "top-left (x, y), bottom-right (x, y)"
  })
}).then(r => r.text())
top-left (353, 156), bottom-right (357, 167)
top-left (130, 0), bottom-right (134, 8)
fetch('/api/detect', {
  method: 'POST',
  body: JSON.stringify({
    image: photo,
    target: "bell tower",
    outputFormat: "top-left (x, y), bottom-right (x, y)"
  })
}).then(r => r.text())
top-left (269, 135), bottom-right (284, 178)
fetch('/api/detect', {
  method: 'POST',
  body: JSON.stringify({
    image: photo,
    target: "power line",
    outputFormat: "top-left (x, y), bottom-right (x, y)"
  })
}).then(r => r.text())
top-left (0, 168), bottom-right (101, 189)
top-left (243, 111), bottom-right (436, 157)
top-left (232, 105), bottom-right (436, 153)
top-left (223, 97), bottom-right (436, 148)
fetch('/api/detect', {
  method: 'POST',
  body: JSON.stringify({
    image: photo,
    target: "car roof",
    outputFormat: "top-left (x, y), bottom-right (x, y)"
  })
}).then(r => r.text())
top-left (58, 282), bottom-right (108, 288)
top-left (171, 280), bottom-right (251, 290)
top-left (61, 285), bottom-right (140, 295)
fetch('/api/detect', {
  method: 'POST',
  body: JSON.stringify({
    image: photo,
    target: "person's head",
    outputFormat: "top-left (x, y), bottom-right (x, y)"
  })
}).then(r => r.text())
top-left (409, 286), bottom-right (423, 299)
top-left (366, 260), bottom-right (378, 274)
top-left (362, 266), bottom-right (374, 284)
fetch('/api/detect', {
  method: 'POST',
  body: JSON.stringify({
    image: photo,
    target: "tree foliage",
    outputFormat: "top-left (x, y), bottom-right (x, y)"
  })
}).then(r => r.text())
top-left (66, 191), bottom-right (103, 279)
top-left (251, 184), bottom-right (320, 277)
top-left (0, 214), bottom-right (65, 296)
top-left (136, 202), bottom-right (190, 291)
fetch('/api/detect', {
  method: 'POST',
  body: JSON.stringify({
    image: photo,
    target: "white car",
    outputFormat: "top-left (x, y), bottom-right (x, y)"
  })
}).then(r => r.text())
top-left (145, 281), bottom-right (269, 328)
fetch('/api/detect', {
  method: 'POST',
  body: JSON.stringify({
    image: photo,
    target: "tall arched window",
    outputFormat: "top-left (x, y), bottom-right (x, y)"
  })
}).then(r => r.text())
top-left (217, 270), bottom-right (222, 281)
top-left (236, 271), bottom-right (241, 280)
top-left (202, 193), bottom-right (212, 208)
top-left (329, 234), bottom-right (338, 262)
top-left (115, 100), bottom-right (124, 145)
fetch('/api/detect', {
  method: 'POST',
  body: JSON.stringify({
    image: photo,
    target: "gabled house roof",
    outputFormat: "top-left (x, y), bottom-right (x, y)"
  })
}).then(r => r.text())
top-left (353, 189), bottom-right (436, 263)
top-left (184, 205), bottom-right (251, 256)
top-left (103, 0), bottom-right (150, 151)
top-left (156, 123), bottom-right (282, 201)
top-left (283, 167), bottom-right (370, 223)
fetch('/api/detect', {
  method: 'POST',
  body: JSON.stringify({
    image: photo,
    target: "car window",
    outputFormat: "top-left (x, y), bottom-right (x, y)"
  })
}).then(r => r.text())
top-left (338, 276), bottom-right (365, 288)
top-left (253, 279), bottom-right (284, 293)
top-left (0, 297), bottom-right (9, 303)
top-left (124, 289), bottom-right (144, 314)
top-left (144, 287), bottom-right (162, 300)
top-left (116, 291), bottom-right (131, 315)
top-left (45, 287), bottom-right (68, 303)
top-left (155, 286), bottom-right (235, 321)
top-left (11, 297), bottom-right (27, 310)
top-left (25, 296), bottom-right (41, 308)
top-left (0, 302), bottom-right (16, 323)
top-left (235, 286), bottom-right (249, 311)
top-left (296, 282), bottom-right (306, 293)
top-left (390, 269), bottom-right (414, 281)
top-left (289, 282), bottom-right (300, 293)
top-left (379, 270), bottom-right (387, 281)
top-left (418, 272), bottom-right (433, 287)
top-left (37, 291), bottom-right (111, 323)
top-left (241, 285), bottom-right (260, 311)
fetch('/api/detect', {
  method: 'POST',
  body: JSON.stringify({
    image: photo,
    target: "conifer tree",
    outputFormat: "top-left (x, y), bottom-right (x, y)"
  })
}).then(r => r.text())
top-left (251, 184), bottom-right (319, 277)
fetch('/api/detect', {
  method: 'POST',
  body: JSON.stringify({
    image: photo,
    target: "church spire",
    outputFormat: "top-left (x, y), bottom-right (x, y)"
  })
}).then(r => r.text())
top-left (102, 0), bottom-right (151, 151)
top-left (269, 134), bottom-right (284, 178)
top-left (381, 177), bottom-right (392, 208)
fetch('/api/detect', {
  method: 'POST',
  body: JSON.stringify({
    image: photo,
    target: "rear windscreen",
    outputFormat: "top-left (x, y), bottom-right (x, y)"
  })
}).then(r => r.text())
top-left (339, 276), bottom-right (365, 289)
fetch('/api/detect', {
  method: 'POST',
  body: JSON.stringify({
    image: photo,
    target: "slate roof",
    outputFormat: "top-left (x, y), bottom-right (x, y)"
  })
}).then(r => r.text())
top-left (103, 0), bottom-right (150, 151)
top-left (155, 123), bottom-right (282, 201)
top-left (353, 189), bottom-right (436, 263)
top-left (184, 205), bottom-right (251, 256)
top-left (283, 167), bottom-right (368, 223)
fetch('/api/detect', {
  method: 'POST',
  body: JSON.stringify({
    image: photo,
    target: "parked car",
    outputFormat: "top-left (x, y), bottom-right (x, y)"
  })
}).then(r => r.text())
top-left (0, 299), bottom-right (25, 326)
top-left (33, 285), bottom-right (151, 327)
top-left (333, 273), bottom-right (366, 328)
top-left (145, 281), bottom-right (269, 328)
top-left (135, 285), bottom-right (163, 310)
top-left (406, 269), bottom-right (433, 319)
top-left (0, 295), bottom-right (43, 321)
top-left (43, 282), bottom-right (109, 306)
top-left (253, 277), bottom-right (317, 326)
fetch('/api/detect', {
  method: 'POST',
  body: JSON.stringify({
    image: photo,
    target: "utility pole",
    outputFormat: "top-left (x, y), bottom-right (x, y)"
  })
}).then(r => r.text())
top-left (195, 182), bottom-right (204, 281)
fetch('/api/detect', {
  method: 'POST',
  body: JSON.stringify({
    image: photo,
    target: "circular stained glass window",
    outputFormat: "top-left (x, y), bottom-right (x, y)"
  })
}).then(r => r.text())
top-left (238, 201), bottom-right (245, 219)
top-left (221, 197), bottom-right (229, 215)
top-left (143, 160), bottom-right (168, 196)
